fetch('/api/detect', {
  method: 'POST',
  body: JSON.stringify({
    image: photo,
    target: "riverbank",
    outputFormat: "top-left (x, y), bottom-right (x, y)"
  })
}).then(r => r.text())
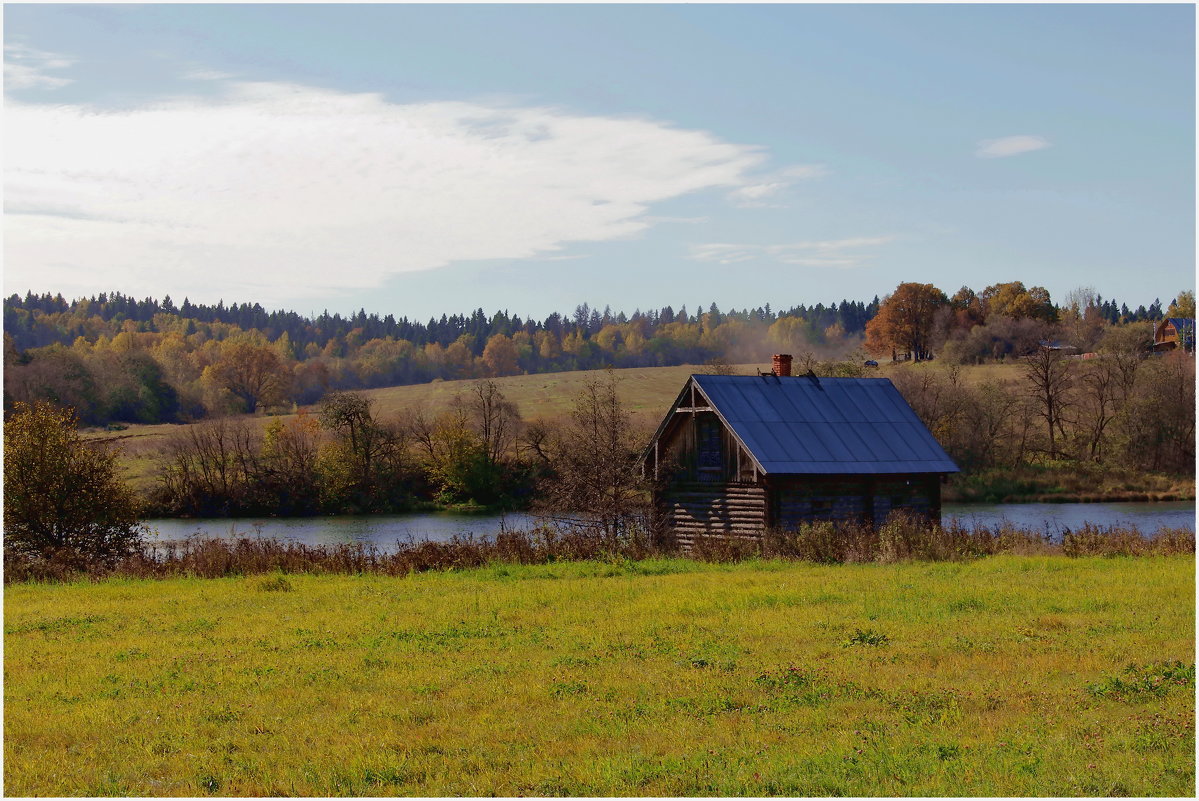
top-left (944, 463), bottom-right (1194, 504)
top-left (129, 500), bottom-right (1195, 556)
top-left (7, 517), bottom-right (1193, 584)
top-left (5, 555), bottom-right (1193, 796)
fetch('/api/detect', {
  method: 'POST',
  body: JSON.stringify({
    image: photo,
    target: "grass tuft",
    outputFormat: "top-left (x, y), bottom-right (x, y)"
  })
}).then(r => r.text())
top-left (843, 627), bottom-right (891, 647)
top-left (256, 574), bottom-right (294, 593)
top-left (1086, 661), bottom-right (1195, 701)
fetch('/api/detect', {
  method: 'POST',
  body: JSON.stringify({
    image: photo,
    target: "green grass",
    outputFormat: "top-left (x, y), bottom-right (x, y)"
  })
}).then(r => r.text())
top-left (5, 555), bottom-right (1193, 796)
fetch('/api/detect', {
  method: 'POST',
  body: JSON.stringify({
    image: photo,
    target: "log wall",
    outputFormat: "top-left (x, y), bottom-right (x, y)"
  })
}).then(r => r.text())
top-left (659, 481), bottom-right (767, 552)
top-left (768, 474), bottom-right (941, 529)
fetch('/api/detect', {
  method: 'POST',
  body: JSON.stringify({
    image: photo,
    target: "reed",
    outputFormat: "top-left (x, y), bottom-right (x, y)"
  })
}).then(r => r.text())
top-left (5, 514), bottom-right (1192, 584)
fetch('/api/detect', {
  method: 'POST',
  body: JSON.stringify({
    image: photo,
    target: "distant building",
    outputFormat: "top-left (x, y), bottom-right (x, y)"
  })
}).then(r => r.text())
top-left (1153, 318), bottom-right (1195, 353)
top-left (1037, 340), bottom-right (1080, 352)
top-left (641, 355), bottom-right (959, 550)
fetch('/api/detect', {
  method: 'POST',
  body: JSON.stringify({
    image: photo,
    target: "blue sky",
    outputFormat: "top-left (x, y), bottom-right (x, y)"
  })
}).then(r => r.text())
top-left (4, 4), bottom-right (1194, 321)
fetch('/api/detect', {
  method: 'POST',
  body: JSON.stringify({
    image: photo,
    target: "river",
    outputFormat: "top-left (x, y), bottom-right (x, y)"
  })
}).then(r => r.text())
top-left (142, 501), bottom-right (1195, 551)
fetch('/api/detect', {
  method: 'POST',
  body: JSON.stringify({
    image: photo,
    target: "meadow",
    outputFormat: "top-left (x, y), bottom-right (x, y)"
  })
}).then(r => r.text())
top-left (5, 554), bottom-right (1193, 796)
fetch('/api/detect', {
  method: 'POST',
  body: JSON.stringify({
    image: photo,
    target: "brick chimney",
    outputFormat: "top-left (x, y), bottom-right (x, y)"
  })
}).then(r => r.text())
top-left (772, 354), bottom-right (792, 377)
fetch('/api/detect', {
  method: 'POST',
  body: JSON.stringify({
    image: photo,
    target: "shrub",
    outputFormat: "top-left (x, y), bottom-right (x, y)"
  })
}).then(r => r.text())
top-left (3, 401), bottom-right (144, 567)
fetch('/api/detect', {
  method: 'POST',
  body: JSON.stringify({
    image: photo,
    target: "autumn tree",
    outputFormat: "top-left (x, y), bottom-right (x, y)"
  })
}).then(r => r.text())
top-left (258, 410), bottom-right (322, 514)
top-left (203, 340), bottom-right (292, 413)
top-left (979, 281), bottom-right (1055, 322)
top-left (1166, 290), bottom-right (1195, 319)
top-left (155, 416), bottom-right (260, 515)
top-left (1059, 286), bottom-right (1106, 353)
top-left (948, 286), bottom-right (985, 327)
top-left (4, 401), bottom-right (143, 565)
top-left (1116, 351), bottom-right (1195, 473)
top-left (1099, 321), bottom-right (1153, 401)
top-left (410, 400), bottom-right (483, 503)
top-left (4, 345), bottom-right (100, 422)
top-left (408, 380), bottom-right (525, 506)
top-left (470, 379), bottom-right (519, 472)
top-left (768, 316), bottom-right (818, 353)
top-left (962, 380), bottom-right (1024, 468)
top-left (1077, 356), bottom-right (1120, 462)
top-left (318, 391), bottom-right (407, 511)
top-left (482, 333), bottom-right (520, 377)
top-left (864, 282), bottom-right (947, 361)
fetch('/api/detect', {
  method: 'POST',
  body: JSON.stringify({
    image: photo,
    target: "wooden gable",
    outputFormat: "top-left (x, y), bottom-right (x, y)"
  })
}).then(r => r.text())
top-left (642, 376), bottom-right (762, 484)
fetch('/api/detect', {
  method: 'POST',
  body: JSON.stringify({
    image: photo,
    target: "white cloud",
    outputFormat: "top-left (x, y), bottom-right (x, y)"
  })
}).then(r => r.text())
top-left (975, 135), bottom-right (1051, 159)
top-left (727, 163), bottom-right (826, 207)
top-left (4, 43), bottom-right (75, 91)
top-left (5, 80), bottom-right (767, 305)
top-left (641, 215), bottom-right (708, 225)
top-left (182, 69), bottom-right (236, 81)
top-left (728, 182), bottom-right (789, 205)
top-left (690, 236), bottom-right (893, 268)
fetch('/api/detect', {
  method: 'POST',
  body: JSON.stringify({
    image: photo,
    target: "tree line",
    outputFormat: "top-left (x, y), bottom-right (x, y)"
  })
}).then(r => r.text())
top-left (860, 282), bottom-right (1194, 478)
top-left (5, 293), bottom-right (883, 425)
top-left (5, 283), bottom-right (1187, 429)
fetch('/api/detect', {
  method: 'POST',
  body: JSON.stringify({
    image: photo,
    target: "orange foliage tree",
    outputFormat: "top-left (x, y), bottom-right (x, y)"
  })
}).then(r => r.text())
top-left (203, 340), bottom-right (292, 413)
top-left (865, 282), bottom-right (947, 361)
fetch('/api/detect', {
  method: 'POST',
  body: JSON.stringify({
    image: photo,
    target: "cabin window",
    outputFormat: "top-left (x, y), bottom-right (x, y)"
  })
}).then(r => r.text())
top-left (696, 416), bottom-right (723, 481)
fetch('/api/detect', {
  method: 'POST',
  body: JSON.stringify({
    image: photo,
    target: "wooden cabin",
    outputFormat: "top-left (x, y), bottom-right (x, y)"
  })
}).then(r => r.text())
top-left (1153, 318), bottom-right (1194, 353)
top-left (642, 355), bottom-right (959, 549)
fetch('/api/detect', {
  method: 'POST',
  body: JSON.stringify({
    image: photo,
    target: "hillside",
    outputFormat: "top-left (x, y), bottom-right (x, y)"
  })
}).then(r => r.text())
top-left (89, 360), bottom-right (1019, 495)
top-left (87, 363), bottom-right (726, 492)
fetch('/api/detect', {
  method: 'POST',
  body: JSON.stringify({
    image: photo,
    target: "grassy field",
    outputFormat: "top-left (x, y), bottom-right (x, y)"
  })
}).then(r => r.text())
top-left (5, 555), bottom-right (1193, 796)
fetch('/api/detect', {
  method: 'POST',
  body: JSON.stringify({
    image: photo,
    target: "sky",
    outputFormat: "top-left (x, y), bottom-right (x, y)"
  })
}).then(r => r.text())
top-left (4, 3), bottom-right (1195, 322)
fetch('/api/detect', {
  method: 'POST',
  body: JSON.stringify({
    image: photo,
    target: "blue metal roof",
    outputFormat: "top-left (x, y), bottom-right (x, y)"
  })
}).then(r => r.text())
top-left (1165, 318), bottom-right (1194, 335)
top-left (691, 374), bottom-right (959, 475)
